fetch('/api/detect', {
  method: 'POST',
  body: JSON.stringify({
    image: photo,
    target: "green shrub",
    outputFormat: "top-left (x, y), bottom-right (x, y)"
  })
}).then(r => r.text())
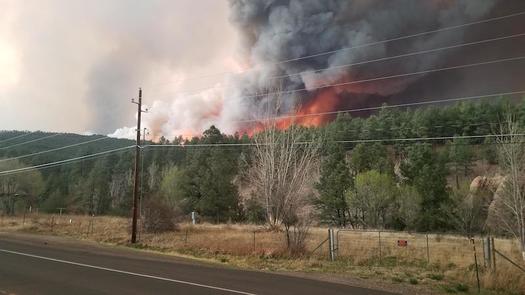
top-left (454, 283), bottom-right (469, 292)
top-left (427, 273), bottom-right (444, 281)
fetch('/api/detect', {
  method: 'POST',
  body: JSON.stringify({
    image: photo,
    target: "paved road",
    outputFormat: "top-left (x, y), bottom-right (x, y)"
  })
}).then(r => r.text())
top-left (0, 233), bottom-right (395, 295)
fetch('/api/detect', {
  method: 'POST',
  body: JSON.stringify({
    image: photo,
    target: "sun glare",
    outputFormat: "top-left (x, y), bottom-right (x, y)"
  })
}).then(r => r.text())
top-left (0, 39), bottom-right (19, 87)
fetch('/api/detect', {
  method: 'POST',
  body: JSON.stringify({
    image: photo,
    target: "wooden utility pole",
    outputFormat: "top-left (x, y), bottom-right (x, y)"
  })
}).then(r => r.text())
top-left (131, 88), bottom-right (145, 243)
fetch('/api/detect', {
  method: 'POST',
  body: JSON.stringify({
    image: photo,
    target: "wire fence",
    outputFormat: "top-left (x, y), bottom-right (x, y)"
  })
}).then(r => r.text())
top-left (1, 212), bottom-right (523, 275)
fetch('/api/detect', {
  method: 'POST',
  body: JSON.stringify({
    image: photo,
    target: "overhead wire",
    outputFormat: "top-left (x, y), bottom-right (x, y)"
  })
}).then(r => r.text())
top-left (0, 133), bottom-right (32, 145)
top-left (144, 10), bottom-right (525, 88)
top-left (3, 12), bottom-right (525, 176)
top-left (142, 133), bottom-right (525, 148)
top-left (240, 55), bottom-right (525, 100)
top-left (0, 148), bottom-right (134, 178)
top-left (0, 136), bottom-right (111, 163)
top-left (0, 134), bottom-right (61, 150)
top-left (0, 145), bottom-right (135, 176)
top-left (234, 90), bottom-right (525, 123)
top-left (147, 31), bottom-right (525, 99)
top-left (1, 132), bottom-right (523, 177)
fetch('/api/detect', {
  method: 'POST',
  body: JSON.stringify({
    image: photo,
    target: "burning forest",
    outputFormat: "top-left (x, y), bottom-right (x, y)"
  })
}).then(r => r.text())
top-left (107, 0), bottom-right (525, 141)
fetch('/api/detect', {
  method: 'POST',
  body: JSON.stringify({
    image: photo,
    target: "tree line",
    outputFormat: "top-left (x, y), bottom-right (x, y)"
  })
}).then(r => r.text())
top-left (1, 97), bottom-right (524, 235)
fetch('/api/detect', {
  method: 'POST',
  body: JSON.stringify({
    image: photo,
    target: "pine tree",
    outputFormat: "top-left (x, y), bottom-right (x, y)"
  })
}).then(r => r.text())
top-left (315, 144), bottom-right (352, 226)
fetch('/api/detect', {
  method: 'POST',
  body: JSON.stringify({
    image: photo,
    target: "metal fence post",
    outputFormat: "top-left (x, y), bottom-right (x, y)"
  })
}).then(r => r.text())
top-left (491, 237), bottom-right (496, 272)
top-left (378, 230), bottom-right (382, 264)
top-left (328, 228), bottom-right (336, 261)
top-left (253, 231), bottom-right (256, 252)
top-left (483, 236), bottom-right (491, 268)
top-left (22, 208), bottom-right (26, 226)
top-left (470, 239), bottom-right (481, 293)
top-left (426, 234), bottom-right (430, 264)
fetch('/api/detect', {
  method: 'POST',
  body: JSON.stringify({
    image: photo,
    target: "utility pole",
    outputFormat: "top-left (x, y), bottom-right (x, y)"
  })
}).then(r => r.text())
top-left (131, 88), bottom-right (146, 244)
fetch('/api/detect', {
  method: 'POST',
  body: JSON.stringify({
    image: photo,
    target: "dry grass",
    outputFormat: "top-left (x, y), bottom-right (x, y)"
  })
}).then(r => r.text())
top-left (1, 213), bottom-right (524, 294)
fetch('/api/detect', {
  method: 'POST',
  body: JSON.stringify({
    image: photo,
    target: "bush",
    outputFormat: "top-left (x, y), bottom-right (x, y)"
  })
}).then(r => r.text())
top-left (409, 278), bottom-right (419, 285)
top-left (428, 273), bottom-right (444, 281)
top-left (454, 283), bottom-right (469, 292)
top-left (141, 197), bottom-right (180, 233)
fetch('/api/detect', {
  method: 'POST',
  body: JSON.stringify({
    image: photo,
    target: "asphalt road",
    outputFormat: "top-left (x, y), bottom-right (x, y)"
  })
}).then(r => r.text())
top-left (0, 233), bottom-right (395, 295)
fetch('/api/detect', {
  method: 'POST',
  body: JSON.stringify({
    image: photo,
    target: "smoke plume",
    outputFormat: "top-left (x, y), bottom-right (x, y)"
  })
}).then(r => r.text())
top-left (113, 0), bottom-right (525, 140)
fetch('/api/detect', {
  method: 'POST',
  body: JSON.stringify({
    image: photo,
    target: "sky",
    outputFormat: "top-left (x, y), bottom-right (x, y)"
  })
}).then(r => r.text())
top-left (0, 0), bottom-right (238, 135)
top-left (1, 0), bottom-right (525, 140)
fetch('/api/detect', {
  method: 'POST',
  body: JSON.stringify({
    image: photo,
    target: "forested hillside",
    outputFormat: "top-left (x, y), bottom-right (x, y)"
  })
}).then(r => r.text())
top-left (1, 97), bottom-right (525, 233)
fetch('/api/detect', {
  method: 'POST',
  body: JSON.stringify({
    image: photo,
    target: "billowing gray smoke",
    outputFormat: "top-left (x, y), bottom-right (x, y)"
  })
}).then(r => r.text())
top-left (226, 0), bottom-right (524, 126)
top-left (113, 0), bottom-right (525, 139)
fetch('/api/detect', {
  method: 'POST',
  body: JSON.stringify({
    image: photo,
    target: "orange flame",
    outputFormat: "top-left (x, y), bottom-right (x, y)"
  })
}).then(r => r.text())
top-left (242, 74), bottom-right (370, 136)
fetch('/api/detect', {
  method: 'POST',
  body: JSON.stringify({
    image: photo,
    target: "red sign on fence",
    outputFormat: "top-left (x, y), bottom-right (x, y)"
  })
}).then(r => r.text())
top-left (397, 240), bottom-right (408, 247)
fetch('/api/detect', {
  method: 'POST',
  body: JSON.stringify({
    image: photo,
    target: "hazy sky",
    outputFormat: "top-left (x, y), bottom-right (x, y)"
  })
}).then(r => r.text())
top-left (2, 0), bottom-right (524, 139)
top-left (0, 0), bottom-right (237, 135)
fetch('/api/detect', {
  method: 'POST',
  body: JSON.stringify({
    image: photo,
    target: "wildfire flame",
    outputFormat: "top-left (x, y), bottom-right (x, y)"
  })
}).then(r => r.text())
top-left (242, 74), bottom-right (371, 137)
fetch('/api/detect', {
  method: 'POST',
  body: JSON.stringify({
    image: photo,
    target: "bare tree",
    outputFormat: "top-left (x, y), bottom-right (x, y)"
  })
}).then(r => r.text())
top-left (247, 92), bottom-right (321, 253)
top-left (490, 116), bottom-right (525, 261)
top-left (449, 181), bottom-right (491, 236)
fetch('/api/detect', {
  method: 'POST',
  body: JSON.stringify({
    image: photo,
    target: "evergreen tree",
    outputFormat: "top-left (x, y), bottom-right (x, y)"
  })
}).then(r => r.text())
top-left (400, 144), bottom-right (450, 231)
top-left (447, 136), bottom-right (475, 189)
top-left (350, 143), bottom-right (391, 174)
top-left (179, 126), bottom-right (241, 222)
top-left (315, 143), bottom-right (352, 226)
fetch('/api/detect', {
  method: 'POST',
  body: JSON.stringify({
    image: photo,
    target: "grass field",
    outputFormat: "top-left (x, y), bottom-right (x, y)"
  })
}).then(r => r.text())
top-left (1, 213), bottom-right (524, 295)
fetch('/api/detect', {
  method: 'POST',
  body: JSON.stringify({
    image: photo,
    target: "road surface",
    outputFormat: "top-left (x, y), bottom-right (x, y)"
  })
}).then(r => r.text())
top-left (0, 233), bottom-right (395, 295)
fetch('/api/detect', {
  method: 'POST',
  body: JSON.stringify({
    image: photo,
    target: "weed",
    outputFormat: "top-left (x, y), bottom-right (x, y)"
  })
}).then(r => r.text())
top-left (454, 283), bottom-right (469, 292)
top-left (427, 273), bottom-right (444, 281)
top-left (409, 278), bottom-right (419, 285)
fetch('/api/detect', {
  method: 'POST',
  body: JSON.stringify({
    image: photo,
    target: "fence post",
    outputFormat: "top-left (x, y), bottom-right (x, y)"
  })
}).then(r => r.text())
top-left (491, 237), bottom-right (496, 272)
top-left (378, 230), bottom-right (382, 264)
top-left (22, 208), bottom-right (26, 226)
top-left (328, 228), bottom-right (336, 261)
top-left (471, 239), bottom-right (481, 293)
top-left (483, 237), bottom-right (491, 269)
top-left (426, 234), bottom-right (430, 264)
top-left (253, 231), bottom-right (256, 253)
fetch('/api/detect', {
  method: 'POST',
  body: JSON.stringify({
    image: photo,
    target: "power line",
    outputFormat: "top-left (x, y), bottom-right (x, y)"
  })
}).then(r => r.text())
top-left (145, 10), bottom-right (525, 87)
top-left (334, 133), bottom-right (524, 144)
top-left (333, 121), bottom-right (501, 133)
top-left (142, 133), bottom-right (525, 148)
top-left (1, 133), bottom-right (522, 177)
top-left (0, 134), bottom-right (61, 150)
top-left (241, 55), bottom-right (525, 100)
top-left (0, 145), bottom-right (135, 176)
top-left (269, 32), bottom-right (525, 81)
top-left (0, 147), bottom-right (134, 177)
top-left (274, 11), bottom-right (525, 65)
top-left (148, 31), bottom-right (525, 99)
top-left (0, 136), bottom-right (110, 163)
top-left (234, 90), bottom-right (525, 123)
top-left (0, 132), bottom-right (32, 145)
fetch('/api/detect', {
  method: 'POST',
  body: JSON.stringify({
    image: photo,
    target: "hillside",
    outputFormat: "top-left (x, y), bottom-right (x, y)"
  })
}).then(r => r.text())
top-left (0, 97), bottom-right (523, 230)
top-left (0, 131), bottom-right (134, 164)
